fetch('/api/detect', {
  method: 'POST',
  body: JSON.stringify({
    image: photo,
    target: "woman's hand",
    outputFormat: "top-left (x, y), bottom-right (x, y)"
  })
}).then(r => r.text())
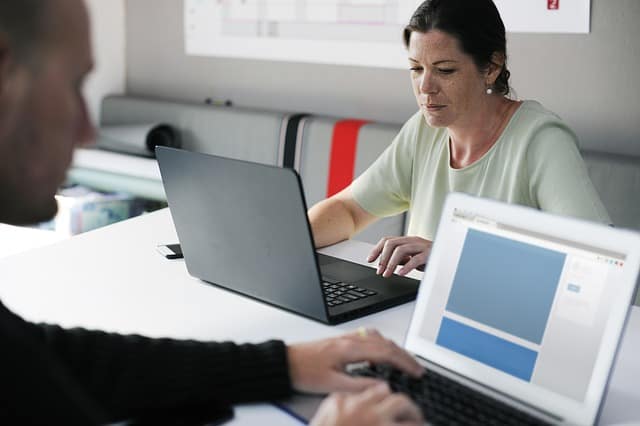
top-left (310, 383), bottom-right (423, 426)
top-left (368, 236), bottom-right (433, 277)
top-left (287, 329), bottom-right (423, 394)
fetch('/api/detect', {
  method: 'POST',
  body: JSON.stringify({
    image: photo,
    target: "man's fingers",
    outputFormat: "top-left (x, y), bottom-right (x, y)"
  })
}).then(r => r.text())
top-left (362, 343), bottom-right (424, 378)
top-left (347, 327), bottom-right (383, 341)
top-left (339, 337), bottom-right (424, 377)
top-left (327, 371), bottom-right (385, 393)
top-left (377, 393), bottom-right (424, 423)
top-left (355, 381), bottom-right (392, 402)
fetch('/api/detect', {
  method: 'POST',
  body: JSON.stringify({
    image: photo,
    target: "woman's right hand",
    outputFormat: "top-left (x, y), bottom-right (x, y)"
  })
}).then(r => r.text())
top-left (368, 236), bottom-right (433, 277)
top-left (310, 383), bottom-right (423, 426)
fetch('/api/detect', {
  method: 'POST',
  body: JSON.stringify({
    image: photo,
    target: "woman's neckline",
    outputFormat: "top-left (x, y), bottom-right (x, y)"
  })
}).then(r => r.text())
top-left (448, 99), bottom-right (524, 170)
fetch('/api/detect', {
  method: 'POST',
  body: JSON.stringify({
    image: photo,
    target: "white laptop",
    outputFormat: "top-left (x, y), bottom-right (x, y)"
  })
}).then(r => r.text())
top-left (399, 193), bottom-right (640, 425)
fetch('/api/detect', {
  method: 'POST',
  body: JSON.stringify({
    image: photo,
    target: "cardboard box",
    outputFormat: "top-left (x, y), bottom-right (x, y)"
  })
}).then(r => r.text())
top-left (39, 186), bottom-right (144, 236)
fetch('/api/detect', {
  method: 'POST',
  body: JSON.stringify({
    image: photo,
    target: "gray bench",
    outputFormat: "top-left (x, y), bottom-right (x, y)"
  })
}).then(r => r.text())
top-left (90, 95), bottom-right (640, 305)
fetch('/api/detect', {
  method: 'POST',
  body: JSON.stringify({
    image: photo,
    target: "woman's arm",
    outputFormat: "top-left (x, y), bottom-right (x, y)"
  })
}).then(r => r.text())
top-left (309, 187), bottom-right (431, 277)
top-left (308, 187), bottom-right (378, 248)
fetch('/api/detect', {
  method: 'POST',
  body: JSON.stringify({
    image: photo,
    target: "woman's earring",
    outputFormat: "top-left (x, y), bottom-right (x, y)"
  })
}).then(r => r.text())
top-left (486, 87), bottom-right (493, 95)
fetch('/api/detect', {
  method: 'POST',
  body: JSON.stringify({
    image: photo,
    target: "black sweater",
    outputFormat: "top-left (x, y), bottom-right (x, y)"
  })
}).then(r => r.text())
top-left (0, 300), bottom-right (293, 425)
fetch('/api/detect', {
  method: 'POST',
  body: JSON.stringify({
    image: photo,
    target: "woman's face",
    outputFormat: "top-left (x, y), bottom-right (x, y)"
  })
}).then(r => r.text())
top-left (408, 30), bottom-right (489, 129)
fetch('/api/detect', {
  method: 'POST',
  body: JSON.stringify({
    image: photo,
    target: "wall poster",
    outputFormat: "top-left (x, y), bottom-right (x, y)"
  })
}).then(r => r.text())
top-left (185, 0), bottom-right (591, 68)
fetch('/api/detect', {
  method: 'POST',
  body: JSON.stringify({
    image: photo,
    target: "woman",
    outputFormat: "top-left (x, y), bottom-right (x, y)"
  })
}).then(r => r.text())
top-left (309, 0), bottom-right (609, 279)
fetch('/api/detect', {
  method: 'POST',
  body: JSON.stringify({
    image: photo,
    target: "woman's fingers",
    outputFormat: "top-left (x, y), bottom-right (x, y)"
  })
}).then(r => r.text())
top-left (367, 237), bottom-right (391, 263)
top-left (368, 236), bottom-right (432, 277)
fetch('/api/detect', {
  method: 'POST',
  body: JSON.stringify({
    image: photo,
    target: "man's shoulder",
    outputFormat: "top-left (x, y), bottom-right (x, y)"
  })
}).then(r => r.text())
top-left (0, 299), bottom-right (105, 424)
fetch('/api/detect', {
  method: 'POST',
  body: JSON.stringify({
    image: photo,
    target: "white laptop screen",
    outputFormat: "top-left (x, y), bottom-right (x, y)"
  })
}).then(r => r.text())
top-left (418, 208), bottom-right (624, 401)
top-left (406, 194), bottom-right (639, 424)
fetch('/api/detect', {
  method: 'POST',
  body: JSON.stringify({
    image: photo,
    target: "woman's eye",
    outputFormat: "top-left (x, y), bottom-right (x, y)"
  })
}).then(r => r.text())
top-left (438, 68), bottom-right (456, 75)
top-left (410, 66), bottom-right (422, 72)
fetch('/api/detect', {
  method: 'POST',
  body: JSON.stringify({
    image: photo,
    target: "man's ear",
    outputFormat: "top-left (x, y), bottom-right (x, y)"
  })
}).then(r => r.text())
top-left (0, 33), bottom-right (18, 97)
top-left (0, 35), bottom-right (12, 95)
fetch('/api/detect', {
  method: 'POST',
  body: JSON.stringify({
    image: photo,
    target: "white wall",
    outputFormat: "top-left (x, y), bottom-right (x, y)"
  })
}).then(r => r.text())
top-left (84, 0), bottom-right (126, 124)
top-left (125, 0), bottom-right (640, 157)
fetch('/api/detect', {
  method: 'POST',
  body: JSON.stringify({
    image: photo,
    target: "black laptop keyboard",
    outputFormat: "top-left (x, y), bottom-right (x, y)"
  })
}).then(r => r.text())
top-left (321, 278), bottom-right (377, 307)
top-left (349, 364), bottom-right (551, 426)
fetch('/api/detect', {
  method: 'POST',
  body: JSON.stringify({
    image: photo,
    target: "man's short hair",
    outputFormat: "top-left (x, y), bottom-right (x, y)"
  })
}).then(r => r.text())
top-left (0, 0), bottom-right (48, 63)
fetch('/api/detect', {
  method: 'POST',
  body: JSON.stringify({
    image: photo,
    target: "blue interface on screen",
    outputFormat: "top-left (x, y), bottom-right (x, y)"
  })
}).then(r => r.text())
top-left (436, 229), bottom-right (565, 381)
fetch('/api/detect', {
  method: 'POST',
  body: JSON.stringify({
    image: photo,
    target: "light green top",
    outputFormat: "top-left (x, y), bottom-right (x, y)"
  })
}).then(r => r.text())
top-left (351, 100), bottom-right (611, 240)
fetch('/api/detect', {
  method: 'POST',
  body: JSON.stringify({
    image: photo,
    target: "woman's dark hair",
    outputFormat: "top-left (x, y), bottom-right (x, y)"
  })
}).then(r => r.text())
top-left (403, 0), bottom-right (511, 96)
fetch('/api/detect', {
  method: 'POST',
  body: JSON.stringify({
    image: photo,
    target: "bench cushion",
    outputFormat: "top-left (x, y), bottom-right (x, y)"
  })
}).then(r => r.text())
top-left (102, 95), bottom-right (285, 166)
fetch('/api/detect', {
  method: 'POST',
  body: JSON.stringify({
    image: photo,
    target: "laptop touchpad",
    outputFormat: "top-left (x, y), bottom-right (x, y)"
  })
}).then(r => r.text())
top-left (320, 258), bottom-right (375, 283)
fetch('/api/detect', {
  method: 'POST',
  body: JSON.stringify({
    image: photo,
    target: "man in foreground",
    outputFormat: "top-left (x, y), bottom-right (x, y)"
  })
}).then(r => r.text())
top-left (0, 0), bottom-right (423, 424)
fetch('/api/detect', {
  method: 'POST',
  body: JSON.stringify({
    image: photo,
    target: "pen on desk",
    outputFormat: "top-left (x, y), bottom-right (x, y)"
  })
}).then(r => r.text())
top-left (205, 97), bottom-right (233, 107)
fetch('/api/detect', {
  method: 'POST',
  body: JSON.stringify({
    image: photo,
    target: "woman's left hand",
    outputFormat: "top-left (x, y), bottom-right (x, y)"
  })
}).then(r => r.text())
top-left (367, 236), bottom-right (432, 277)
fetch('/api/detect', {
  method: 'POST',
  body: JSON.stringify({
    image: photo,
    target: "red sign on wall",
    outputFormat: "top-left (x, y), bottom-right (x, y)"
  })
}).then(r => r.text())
top-left (548, 0), bottom-right (559, 9)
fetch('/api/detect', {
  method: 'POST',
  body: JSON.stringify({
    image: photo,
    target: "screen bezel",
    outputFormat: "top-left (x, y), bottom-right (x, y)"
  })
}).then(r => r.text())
top-left (405, 193), bottom-right (640, 425)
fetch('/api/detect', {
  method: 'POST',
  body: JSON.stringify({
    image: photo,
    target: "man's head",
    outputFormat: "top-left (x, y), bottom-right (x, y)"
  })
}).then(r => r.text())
top-left (0, 0), bottom-right (95, 225)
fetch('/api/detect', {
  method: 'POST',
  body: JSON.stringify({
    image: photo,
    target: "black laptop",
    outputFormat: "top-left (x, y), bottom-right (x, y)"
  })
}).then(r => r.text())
top-left (156, 146), bottom-right (419, 324)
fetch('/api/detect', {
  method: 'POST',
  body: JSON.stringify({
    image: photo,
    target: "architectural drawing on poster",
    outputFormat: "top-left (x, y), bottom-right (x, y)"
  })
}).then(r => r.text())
top-left (185, 0), bottom-right (591, 68)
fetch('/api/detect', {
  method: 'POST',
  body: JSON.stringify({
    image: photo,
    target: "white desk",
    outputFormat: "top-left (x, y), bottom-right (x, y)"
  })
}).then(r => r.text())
top-left (0, 209), bottom-right (638, 425)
